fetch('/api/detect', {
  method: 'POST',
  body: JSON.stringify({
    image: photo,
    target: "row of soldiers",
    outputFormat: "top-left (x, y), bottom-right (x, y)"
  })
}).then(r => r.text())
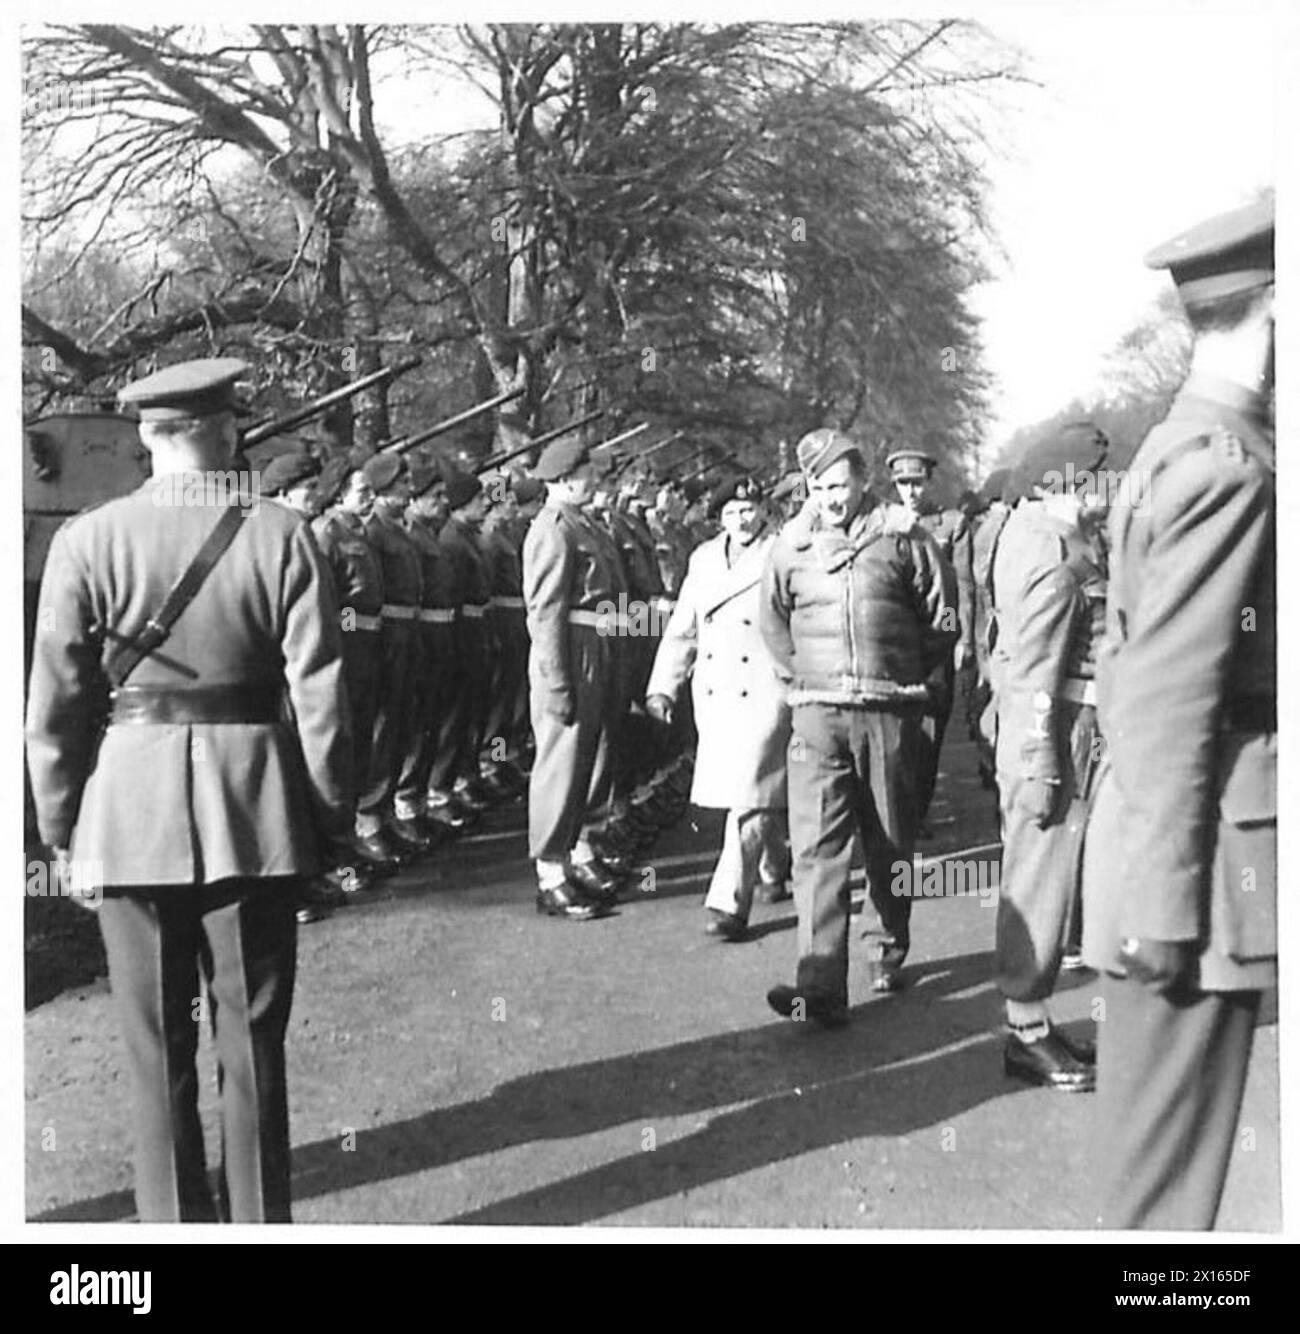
top-left (255, 432), bottom-right (723, 921)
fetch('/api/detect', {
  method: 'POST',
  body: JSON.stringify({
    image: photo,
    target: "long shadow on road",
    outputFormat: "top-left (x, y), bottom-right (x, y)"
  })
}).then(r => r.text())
top-left (34, 946), bottom-right (1033, 1224)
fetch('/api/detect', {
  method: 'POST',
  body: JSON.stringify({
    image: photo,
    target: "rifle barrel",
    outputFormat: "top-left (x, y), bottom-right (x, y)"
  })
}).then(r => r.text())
top-left (591, 422), bottom-right (650, 453)
top-left (476, 409), bottom-right (606, 472)
top-left (240, 355), bottom-right (422, 447)
top-left (384, 385), bottom-right (526, 454)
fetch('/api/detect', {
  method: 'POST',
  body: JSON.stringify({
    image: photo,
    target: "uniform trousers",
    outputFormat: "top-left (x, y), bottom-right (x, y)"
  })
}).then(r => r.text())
top-left (428, 619), bottom-right (487, 794)
top-left (994, 700), bottom-right (1099, 1002)
top-left (1092, 975), bottom-right (1260, 1229)
top-left (916, 659), bottom-right (955, 821)
top-left (788, 704), bottom-right (920, 1006)
top-left (482, 609), bottom-right (529, 762)
top-left (340, 626), bottom-right (380, 826)
top-left (394, 621), bottom-right (456, 818)
top-left (97, 879), bottom-right (298, 1222)
top-left (704, 808), bottom-right (789, 921)
top-left (358, 619), bottom-right (419, 819)
top-left (528, 625), bottom-right (617, 861)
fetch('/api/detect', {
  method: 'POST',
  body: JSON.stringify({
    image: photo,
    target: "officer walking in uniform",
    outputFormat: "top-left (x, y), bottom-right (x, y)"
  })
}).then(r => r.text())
top-left (987, 423), bottom-right (1110, 1090)
top-left (523, 432), bottom-right (627, 919)
top-left (762, 429), bottom-right (957, 1024)
top-left (25, 359), bottom-right (352, 1222)
top-left (1083, 195), bottom-right (1276, 1229)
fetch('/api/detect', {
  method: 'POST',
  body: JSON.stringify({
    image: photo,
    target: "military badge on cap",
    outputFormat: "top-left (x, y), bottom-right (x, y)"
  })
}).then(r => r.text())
top-left (118, 358), bottom-right (251, 421)
top-left (886, 448), bottom-right (937, 481)
top-left (795, 428), bottom-right (861, 478)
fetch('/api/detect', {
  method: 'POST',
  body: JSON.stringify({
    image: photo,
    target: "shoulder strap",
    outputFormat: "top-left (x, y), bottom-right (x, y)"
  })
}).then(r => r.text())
top-left (105, 502), bottom-right (251, 689)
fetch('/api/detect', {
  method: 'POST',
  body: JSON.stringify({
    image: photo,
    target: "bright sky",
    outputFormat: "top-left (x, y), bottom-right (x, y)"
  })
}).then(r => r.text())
top-left (967, 3), bottom-right (1282, 458)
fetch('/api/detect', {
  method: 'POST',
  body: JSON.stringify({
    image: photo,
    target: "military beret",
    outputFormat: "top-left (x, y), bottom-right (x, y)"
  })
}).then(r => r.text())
top-left (405, 447), bottom-right (440, 499)
top-left (707, 473), bottom-right (763, 518)
top-left (1145, 192), bottom-right (1274, 310)
top-left (533, 432), bottom-right (589, 481)
top-left (795, 428), bottom-right (862, 478)
top-left (314, 456), bottom-right (352, 508)
top-left (260, 451), bottom-right (321, 496)
top-left (1012, 421), bottom-right (1109, 497)
top-left (886, 448), bottom-right (938, 481)
top-left (681, 478), bottom-right (708, 503)
top-left (119, 357), bottom-right (251, 421)
top-left (512, 474), bottom-right (545, 505)
top-left (361, 450), bottom-right (405, 494)
top-left (437, 455), bottom-right (482, 509)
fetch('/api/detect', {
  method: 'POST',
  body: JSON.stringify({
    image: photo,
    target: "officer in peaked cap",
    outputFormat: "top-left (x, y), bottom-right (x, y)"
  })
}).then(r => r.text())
top-left (1084, 193), bottom-right (1276, 1229)
top-left (26, 357), bottom-right (352, 1221)
top-left (885, 446), bottom-right (975, 835)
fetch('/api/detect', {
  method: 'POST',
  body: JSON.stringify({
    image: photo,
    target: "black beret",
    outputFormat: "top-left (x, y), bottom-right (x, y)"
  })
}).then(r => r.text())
top-left (260, 451), bottom-right (321, 496)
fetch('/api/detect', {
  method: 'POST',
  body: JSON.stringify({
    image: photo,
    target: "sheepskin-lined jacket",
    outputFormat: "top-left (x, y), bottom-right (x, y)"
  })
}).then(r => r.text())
top-left (761, 498), bottom-right (958, 708)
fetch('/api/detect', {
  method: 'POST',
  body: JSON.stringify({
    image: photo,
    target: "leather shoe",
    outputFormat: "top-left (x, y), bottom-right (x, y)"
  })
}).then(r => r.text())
top-left (1056, 1027), bottom-right (1097, 1064)
top-left (426, 791), bottom-right (472, 831)
top-left (705, 909), bottom-right (748, 942)
top-left (387, 815), bottom-right (436, 854)
top-left (536, 882), bottom-right (610, 921)
top-left (454, 778), bottom-right (493, 813)
top-left (766, 983), bottom-right (849, 1028)
top-left (353, 829), bottom-right (409, 869)
top-left (757, 879), bottom-right (792, 904)
top-left (1004, 1029), bottom-right (1096, 1092)
top-left (566, 859), bottom-right (621, 904)
top-left (321, 863), bottom-right (373, 896)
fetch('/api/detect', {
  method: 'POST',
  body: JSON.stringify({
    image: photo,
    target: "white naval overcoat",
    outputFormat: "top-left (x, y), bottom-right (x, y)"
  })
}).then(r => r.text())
top-left (647, 527), bottom-right (790, 810)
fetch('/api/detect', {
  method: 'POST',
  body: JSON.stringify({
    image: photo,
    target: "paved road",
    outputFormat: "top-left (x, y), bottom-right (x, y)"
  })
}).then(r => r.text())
top-left (25, 729), bottom-right (1280, 1229)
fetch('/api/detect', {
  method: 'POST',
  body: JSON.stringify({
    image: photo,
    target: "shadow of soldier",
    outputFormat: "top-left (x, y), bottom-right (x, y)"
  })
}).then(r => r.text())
top-left (34, 946), bottom-right (1045, 1224)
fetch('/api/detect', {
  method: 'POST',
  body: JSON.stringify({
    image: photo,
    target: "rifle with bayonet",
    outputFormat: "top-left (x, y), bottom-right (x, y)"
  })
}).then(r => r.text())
top-left (240, 355), bottom-right (423, 447)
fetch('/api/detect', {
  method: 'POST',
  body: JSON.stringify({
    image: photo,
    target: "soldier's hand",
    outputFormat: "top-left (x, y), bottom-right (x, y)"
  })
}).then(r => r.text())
top-left (645, 693), bottom-right (674, 726)
top-left (1116, 937), bottom-right (1199, 995)
top-left (1016, 775), bottom-right (1062, 828)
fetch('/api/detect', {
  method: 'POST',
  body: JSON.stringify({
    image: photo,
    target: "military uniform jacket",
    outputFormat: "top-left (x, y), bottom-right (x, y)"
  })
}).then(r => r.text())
top-left (607, 507), bottom-right (665, 602)
top-left (480, 519), bottom-right (524, 601)
top-left (647, 528), bottom-right (789, 809)
top-left (406, 518), bottom-right (461, 610)
top-left (439, 514), bottom-right (492, 612)
top-left (761, 501), bottom-right (958, 708)
top-left (647, 512), bottom-right (691, 596)
top-left (523, 501), bottom-right (624, 711)
top-left (363, 512), bottom-right (423, 606)
top-left (312, 509), bottom-right (384, 617)
top-left (913, 505), bottom-right (975, 657)
top-left (1085, 373), bottom-right (1276, 990)
top-left (26, 476), bottom-right (353, 884)
top-left (989, 501), bottom-right (1106, 784)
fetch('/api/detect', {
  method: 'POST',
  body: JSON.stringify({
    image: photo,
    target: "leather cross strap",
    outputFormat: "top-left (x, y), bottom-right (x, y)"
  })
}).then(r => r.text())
top-left (105, 502), bottom-right (252, 690)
